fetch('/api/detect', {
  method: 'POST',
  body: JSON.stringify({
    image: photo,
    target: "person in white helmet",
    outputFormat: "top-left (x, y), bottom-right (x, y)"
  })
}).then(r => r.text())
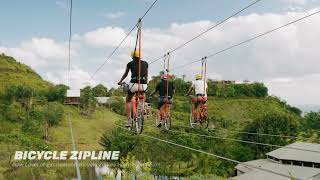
top-left (186, 74), bottom-right (208, 121)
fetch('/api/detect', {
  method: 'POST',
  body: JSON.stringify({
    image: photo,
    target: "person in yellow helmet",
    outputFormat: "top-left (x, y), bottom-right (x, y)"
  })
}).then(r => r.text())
top-left (186, 74), bottom-right (208, 122)
top-left (118, 50), bottom-right (148, 127)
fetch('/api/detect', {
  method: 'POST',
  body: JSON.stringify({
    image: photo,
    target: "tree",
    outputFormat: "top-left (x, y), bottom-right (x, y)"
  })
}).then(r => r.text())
top-left (251, 83), bottom-right (268, 97)
top-left (80, 86), bottom-right (97, 115)
top-left (92, 84), bottom-right (108, 97)
top-left (243, 113), bottom-right (299, 158)
top-left (303, 111), bottom-right (320, 130)
top-left (5, 85), bottom-right (37, 110)
top-left (42, 102), bottom-right (64, 139)
top-left (46, 84), bottom-right (69, 103)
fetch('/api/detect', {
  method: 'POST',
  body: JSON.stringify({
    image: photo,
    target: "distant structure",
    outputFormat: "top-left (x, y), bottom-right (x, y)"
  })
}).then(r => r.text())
top-left (210, 79), bottom-right (253, 85)
top-left (95, 97), bottom-right (109, 107)
top-left (210, 80), bottom-right (235, 85)
top-left (65, 89), bottom-right (80, 105)
top-left (233, 142), bottom-right (320, 180)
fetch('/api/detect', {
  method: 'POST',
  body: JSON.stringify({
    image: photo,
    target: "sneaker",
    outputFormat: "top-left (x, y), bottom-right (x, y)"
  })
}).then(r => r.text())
top-left (125, 120), bottom-right (132, 127)
top-left (157, 123), bottom-right (162, 128)
top-left (193, 119), bottom-right (199, 124)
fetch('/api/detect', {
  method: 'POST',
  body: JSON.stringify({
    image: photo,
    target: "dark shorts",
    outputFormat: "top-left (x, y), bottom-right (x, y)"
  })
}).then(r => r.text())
top-left (157, 96), bottom-right (173, 109)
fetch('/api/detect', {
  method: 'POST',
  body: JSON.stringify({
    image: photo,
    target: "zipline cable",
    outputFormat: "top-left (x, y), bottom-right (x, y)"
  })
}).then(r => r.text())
top-left (149, 0), bottom-right (262, 64)
top-left (113, 123), bottom-right (299, 179)
top-left (66, 0), bottom-right (81, 179)
top-left (169, 130), bottom-right (320, 154)
top-left (142, 124), bottom-right (319, 152)
top-left (173, 124), bottom-right (319, 142)
top-left (171, 9), bottom-right (320, 72)
top-left (91, 0), bottom-right (159, 79)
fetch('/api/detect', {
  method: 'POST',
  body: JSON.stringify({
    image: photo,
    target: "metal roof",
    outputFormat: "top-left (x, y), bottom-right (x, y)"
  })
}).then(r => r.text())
top-left (66, 89), bottom-right (80, 97)
top-left (234, 159), bottom-right (320, 180)
top-left (267, 142), bottom-right (320, 164)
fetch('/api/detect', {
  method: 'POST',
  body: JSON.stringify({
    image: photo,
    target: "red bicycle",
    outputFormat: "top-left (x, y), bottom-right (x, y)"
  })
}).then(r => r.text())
top-left (121, 82), bottom-right (144, 134)
top-left (189, 95), bottom-right (209, 129)
top-left (155, 97), bottom-right (172, 130)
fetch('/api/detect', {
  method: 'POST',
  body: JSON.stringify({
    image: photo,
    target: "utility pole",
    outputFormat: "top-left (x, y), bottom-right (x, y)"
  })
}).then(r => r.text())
top-left (182, 74), bottom-right (186, 81)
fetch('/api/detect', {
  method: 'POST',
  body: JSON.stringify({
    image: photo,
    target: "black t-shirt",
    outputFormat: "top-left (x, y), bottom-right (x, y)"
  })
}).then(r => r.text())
top-left (156, 80), bottom-right (175, 97)
top-left (127, 59), bottom-right (148, 84)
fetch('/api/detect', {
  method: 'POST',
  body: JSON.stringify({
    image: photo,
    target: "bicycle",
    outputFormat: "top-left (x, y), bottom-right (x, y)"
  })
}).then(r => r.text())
top-left (155, 97), bottom-right (172, 130)
top-left (188, 95), bottom-right (209, 129)
top-left (121, 82), bottom-right (145, 134)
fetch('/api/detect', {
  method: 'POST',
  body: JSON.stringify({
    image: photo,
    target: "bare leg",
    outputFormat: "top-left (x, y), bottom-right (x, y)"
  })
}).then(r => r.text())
top-left (192, 103), bottom-right (199, 122)
top-left (125, 93), bottom-right (134, 126)
top-left (156, 109), bottom-right (161, 123)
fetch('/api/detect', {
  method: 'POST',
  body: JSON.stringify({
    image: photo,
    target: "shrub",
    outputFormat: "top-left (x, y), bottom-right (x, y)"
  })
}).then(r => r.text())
top-left (243, 113), bottom-right (299, 157)
top-left (108, 96), bottom-right (125, 115)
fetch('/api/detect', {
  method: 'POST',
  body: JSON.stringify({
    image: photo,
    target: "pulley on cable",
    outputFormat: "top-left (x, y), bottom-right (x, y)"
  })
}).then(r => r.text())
top-left (163, 52), bottom-right (170, 102)
top-left (200, 56), bottom-right (207, 95)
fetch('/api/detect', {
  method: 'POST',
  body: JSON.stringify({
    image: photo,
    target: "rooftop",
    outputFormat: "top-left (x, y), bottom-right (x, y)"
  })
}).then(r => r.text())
top-left (267, 142), bottom-right (320, 164)
top-left (234, 159), bottom-right (320, 180)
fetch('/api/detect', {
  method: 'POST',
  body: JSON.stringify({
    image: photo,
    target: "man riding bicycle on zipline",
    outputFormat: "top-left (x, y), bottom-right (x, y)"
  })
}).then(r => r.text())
top-left (150, 73), bottom-right (175, 127)
top-left (186, 74), bottom-right (208, 122)
top-left (118, 50), bottom-right (148, 127)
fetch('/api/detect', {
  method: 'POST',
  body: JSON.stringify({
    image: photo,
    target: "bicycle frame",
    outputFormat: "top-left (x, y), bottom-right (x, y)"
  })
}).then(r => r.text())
top-left (131, 93), bottom-right (145, 121)
top-left (189, 96), bottom-right (209, 129)
top-left (160, 101), bottom-right (171, 122)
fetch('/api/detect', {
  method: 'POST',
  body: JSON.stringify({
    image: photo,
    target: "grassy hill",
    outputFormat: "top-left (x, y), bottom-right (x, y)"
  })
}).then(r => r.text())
top-left (0, 54), bottom-right (52, 94)
top-left (0, 54), bottom-right (308, 179)
top-left (50, 106), bottom-right (124, 151)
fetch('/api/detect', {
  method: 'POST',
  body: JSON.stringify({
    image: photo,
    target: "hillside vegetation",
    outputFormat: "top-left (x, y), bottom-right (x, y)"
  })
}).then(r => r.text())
top-left (1, 54), bottom-right (319, 179)
top-left (0, 54), bottom-right (52, 94)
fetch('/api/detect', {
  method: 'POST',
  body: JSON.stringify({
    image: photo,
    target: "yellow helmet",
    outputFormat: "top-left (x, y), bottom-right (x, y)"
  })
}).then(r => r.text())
top-left (131, 50), bottom-right (140, 59)
top-left (195, 74), bottom-right (202, 80)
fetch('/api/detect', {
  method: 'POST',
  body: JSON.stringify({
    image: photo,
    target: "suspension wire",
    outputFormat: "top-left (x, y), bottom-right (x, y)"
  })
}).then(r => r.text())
top-left (149, 0), bottom-right (262, 64)
top-left (91, 0), bottom-right (160, 79)
top-left (169, 130), bottom-right (320, 154)
top-left (174, 124), bottom-right (319, 142)
top-left (112, 124), bottom-right (298, 179)
top-left (66, 0), bottom-right (81, 179)
top-left (142, 124), bottom-right (319, 152)
top-left (114, 124), bottom-right (302, 180)
top-left (170, 9), bottom-right (320, 72)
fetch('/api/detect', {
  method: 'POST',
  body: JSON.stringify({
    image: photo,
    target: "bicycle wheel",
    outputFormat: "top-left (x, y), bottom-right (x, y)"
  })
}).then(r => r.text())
top-left (164, 115), bottom-right (171, 130)
top-left (200, 109), bottom-right (209, 129)
top-left (127, 104), bottom-right (134, 131)
top-left (189, 109), bottom-right (196, 128)
top-left (135, 102), bottom-right (144, 134)
top-left (200, 117), bottom-right (209, 129)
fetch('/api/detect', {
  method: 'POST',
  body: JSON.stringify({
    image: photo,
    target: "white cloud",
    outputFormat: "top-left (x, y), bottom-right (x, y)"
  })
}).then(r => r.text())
top-left (265, 74), bottom-right (320, 105)
top-left (0, 38), bottom-right (71, 69)
top-left (101, 11), bottom-right (125, 19)
top-left (81, 27), bottom-right (132, 47)
top-left (2, 8), bottom-right (320, 105)
top-left (283, 0), bottom-right (308, 5)
top-left (46, 66), bottom-right (96, 89)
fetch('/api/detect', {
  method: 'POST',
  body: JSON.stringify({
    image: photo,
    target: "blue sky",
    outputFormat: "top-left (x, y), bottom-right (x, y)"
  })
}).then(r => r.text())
top-left (1, 0), bottom-right (318, 45)
top-left (1, 0), bottom-right (320, 106)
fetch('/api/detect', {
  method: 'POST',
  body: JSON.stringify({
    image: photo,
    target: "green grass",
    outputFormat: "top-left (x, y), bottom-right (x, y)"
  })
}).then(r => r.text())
top-left (50, 106), bottom-right (125, 151)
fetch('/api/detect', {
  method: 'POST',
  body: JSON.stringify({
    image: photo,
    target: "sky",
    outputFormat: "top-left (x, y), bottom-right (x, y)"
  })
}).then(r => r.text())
top-left (0, 0), bottom-right (320, 106)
